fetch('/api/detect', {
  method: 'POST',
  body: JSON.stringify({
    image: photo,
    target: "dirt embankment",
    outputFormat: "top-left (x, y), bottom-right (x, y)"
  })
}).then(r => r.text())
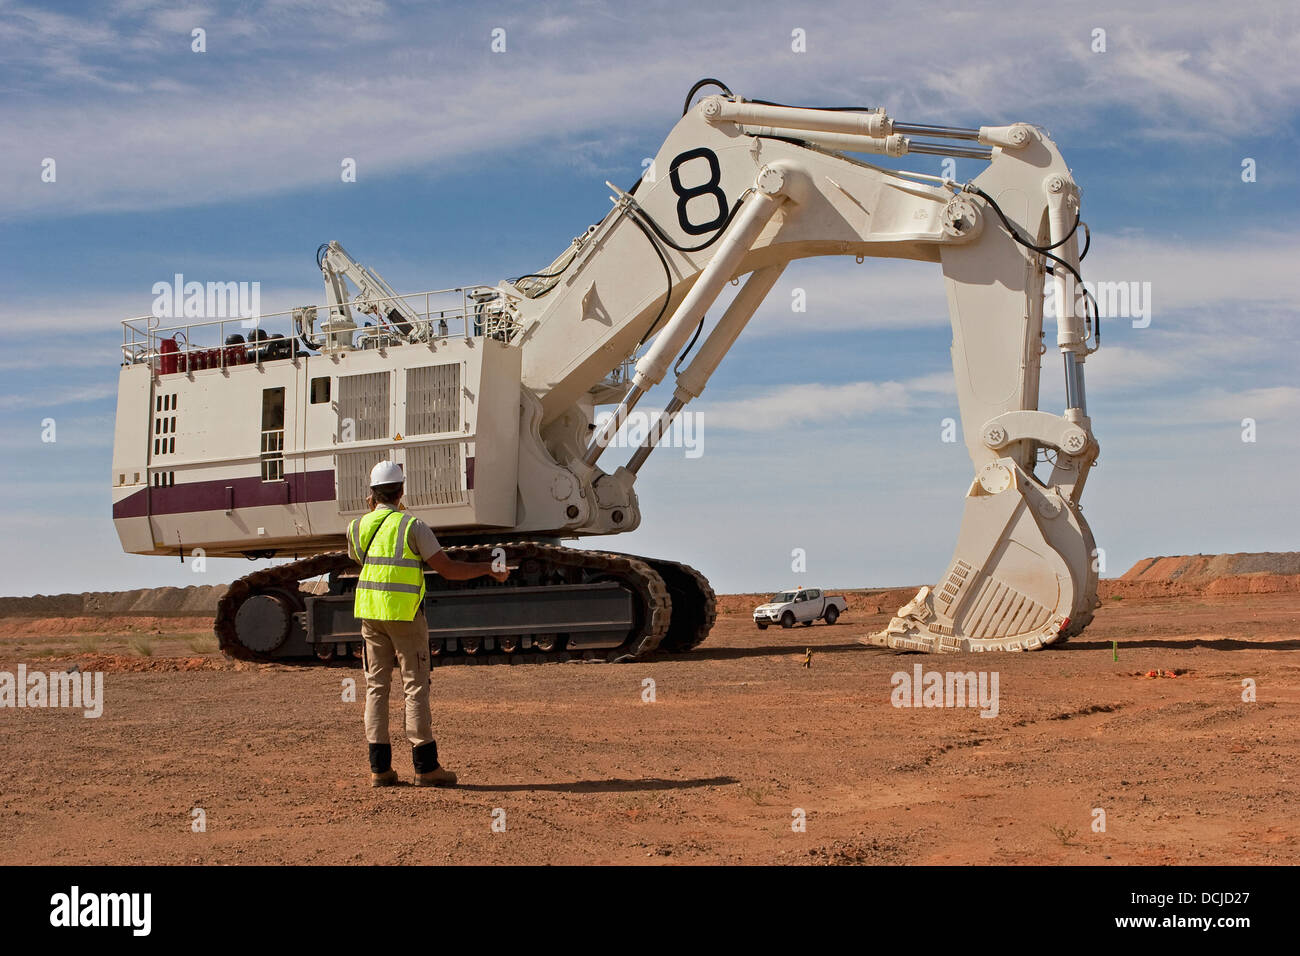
top-left (1104, 553), bottom-right (1300, 600)
top-left (727, 553), bottom-right (1300, 616)
top-left (0, 584), bottom-right (227, 618)
top-left (5, 552), bottom-right (1298, 624)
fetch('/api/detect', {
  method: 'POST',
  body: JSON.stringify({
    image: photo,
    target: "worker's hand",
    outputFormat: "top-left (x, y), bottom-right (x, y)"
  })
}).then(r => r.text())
top-left (489, 567), bottom-right (511, 583)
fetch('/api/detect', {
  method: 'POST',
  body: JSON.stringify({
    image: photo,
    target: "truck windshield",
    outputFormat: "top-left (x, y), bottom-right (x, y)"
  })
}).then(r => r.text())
top-left (770, 592), bottom-right (796, 603)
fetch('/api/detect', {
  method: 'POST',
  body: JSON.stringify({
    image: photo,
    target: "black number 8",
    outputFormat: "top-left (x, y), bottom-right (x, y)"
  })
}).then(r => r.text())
top-left (669, 148), bottom-right (728, 236)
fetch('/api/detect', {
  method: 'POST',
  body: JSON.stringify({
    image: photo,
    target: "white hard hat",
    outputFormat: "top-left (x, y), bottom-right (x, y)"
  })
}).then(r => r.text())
top-left (369, 460), bottom-right (404, 487)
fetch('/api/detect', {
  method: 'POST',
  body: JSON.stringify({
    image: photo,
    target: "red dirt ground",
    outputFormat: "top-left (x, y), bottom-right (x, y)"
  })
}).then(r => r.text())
top-left (1, 570), bottom-right (1297, 865)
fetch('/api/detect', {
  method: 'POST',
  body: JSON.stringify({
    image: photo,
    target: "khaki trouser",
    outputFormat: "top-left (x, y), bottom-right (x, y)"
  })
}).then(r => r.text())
top-left (361, 616), bottom-right (433, 748)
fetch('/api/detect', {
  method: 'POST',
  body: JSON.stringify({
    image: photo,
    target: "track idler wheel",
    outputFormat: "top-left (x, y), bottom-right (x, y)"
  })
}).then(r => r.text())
top-left (233, 590), bottom-right (296, 655)
top-left (632, 557), bottom-right (716, 653)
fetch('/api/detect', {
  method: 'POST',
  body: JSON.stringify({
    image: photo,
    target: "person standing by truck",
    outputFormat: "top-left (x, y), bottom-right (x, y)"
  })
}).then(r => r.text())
top-left (348, 460), bottom-right (508, 788)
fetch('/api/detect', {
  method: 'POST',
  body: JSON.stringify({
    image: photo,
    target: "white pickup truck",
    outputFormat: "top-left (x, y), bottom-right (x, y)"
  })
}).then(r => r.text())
top-left (753, 588), bottom-right (848, 629)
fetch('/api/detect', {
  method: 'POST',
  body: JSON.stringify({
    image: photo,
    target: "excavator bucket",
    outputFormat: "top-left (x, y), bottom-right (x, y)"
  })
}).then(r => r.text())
top-left (863, 459), bottom-right (1099, 652)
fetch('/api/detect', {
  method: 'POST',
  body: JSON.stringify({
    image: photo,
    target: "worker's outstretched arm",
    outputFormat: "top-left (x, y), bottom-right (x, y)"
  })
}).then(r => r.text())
top-left (426, 548), bottom-right (509, 583)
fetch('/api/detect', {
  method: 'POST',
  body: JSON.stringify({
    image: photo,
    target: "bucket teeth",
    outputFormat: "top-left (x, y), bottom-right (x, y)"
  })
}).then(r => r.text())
top-left (856, 584), bottom-right (1070, 654)
top-left (856, 629), bottom-right (962, 654)
top-left (859, 615), bottom-right (1068, 654)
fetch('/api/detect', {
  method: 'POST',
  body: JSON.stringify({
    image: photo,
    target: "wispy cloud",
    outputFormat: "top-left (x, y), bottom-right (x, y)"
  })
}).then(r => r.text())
top-left (742, 233), bottom-right (1300, 343)
top-left (3, 1), bottom-right (1297, 218)
top-left (1117, 383), bottom-right (1300, 428)
top-left (0, 383), bottom-right (117, 411)
top-left (702, 374), bottom-right (952, 430)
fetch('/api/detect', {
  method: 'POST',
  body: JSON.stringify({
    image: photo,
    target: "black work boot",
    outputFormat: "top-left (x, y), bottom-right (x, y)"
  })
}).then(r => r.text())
top-left (412, 740), bottom-right (456, 787)
top-left (369, 743), bottom-right (398, 787)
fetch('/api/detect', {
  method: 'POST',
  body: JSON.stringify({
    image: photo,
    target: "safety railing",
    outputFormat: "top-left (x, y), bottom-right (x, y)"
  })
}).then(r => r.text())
top-left (120, 286), bottom-right (523, 374)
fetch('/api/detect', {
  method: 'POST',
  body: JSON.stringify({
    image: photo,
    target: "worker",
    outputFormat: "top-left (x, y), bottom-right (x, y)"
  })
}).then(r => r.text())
top-left (348, 460), bottom-right (508, 788)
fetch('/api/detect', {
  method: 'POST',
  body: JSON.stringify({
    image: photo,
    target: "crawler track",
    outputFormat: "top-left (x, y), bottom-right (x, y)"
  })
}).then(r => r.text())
top-left (637, 556), bottom-right (716, 653)
top-left (215, 543), bottom-right (715, 665)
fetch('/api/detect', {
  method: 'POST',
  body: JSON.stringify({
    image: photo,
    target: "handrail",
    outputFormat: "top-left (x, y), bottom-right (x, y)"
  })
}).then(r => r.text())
top-left (120, 284), bottom-right (523, 371)
top-left (120, 282), bottom-right (640, 395)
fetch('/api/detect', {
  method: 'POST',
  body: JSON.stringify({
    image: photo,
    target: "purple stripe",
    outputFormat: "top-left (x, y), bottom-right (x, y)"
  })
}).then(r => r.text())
top-left (113, 469), bottom-right (337, 519)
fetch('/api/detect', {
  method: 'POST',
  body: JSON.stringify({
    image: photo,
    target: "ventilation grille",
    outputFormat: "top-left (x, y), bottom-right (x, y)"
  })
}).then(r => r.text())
top-left (404, 443), bottom-right (467, 508)
top-left (337, 372), bottom-right (389, 442)
top-left (406, 364), bottom-right (460, 435)
top-left (336, 449), bottom-right (388, 513)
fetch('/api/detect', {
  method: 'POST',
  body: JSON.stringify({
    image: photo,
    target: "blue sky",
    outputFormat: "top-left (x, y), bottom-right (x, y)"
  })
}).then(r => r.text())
top-left (1, 0), bottom-right (1298, 595)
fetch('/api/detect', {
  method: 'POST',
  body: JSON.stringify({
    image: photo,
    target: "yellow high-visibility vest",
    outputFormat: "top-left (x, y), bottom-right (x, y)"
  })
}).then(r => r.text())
top-left (348, 507), bottom-right (426, 621)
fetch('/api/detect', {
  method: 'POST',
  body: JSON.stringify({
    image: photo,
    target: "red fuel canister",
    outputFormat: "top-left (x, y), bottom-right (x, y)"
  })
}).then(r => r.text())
top-left (159, 337), bottom-right (179, 375)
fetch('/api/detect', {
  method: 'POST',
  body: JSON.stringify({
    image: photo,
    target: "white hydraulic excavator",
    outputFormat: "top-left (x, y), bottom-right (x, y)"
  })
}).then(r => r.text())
top-left (112, 79), bottom-right (1101, 662)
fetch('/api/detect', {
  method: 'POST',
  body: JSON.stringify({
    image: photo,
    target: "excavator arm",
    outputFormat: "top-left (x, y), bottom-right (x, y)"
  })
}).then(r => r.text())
top-left (509, 85), bottom-right (1101, 652)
